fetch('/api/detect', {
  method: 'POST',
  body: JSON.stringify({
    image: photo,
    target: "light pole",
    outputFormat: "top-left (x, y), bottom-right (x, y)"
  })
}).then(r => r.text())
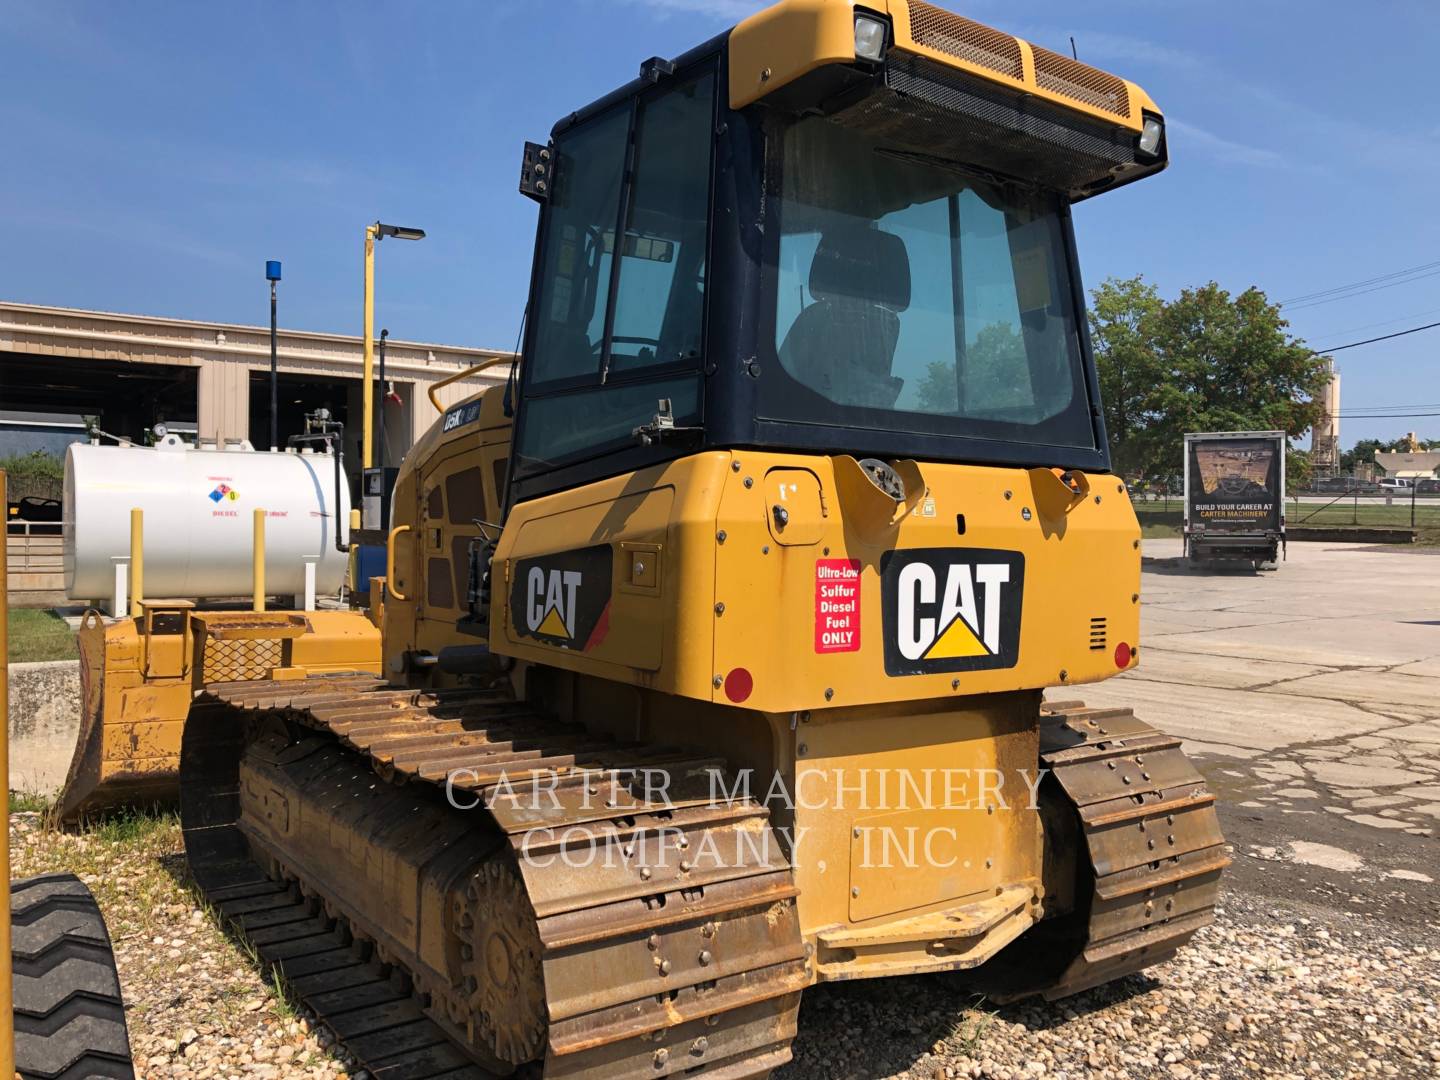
top-left (377, 328), bottom-right (389, 471)
top-left (266, 260), bottom-right (282, 451)
top-left (362, 222), bottom-right (424, 469)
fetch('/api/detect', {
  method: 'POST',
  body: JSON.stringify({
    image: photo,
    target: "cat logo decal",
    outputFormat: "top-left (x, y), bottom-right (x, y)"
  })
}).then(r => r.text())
top-left (881, 548), bottom-right (1024, 676)
top-left (510, 545), bottom-right (612, 651)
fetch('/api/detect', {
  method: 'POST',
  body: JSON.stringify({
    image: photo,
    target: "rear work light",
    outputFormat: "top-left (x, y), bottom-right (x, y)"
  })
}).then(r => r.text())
top-left (1138, 115), bottom-right (1164, 157)
top-left (854, 14), bottom-right (887, 61)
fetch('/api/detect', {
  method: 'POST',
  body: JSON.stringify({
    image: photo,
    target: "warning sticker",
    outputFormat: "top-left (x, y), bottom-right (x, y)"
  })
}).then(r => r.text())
top-left (815, 559), bottom-right (861, 653)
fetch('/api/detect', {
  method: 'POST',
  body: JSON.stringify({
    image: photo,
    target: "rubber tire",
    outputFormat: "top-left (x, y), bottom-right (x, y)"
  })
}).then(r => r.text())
top-left (11, 874), bottom-right (135, 1080)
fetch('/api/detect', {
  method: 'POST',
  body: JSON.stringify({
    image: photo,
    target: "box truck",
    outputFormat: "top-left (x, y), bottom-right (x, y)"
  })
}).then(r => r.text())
top-left (1184, 431), bottom-right (1286, 568)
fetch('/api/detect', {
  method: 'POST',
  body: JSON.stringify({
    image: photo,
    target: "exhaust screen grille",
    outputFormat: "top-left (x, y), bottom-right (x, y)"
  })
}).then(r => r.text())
top-left (907, 0), bottom-right (1023, 81)
top-left (827, 52), bottom-right (1147, 199)
top-left (1031, 44), bottom-right (1132, 121)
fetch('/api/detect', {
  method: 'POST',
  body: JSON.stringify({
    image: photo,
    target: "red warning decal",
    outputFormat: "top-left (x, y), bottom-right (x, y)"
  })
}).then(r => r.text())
top-left (815, 559), bottom-right (861, 653)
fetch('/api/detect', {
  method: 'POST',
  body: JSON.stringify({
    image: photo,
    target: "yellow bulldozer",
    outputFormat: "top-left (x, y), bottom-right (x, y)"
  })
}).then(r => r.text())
top-left (53, 605), bottom-right (379, 825)
top-left (177, 2), bottom-right (1227, 1077)
top-left (51, 422), bottom-right (383, 827)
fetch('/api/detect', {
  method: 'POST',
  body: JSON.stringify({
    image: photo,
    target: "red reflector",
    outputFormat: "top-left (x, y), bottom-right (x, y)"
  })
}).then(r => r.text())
top-left (723, 667), bottom-right (754, 703)
top-left (1114, 642), bottom-right (1133, 668)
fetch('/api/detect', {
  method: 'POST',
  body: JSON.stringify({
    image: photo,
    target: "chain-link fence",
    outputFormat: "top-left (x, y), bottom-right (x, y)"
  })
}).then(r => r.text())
top-left (1131, 490), bottom-right (1440, 529)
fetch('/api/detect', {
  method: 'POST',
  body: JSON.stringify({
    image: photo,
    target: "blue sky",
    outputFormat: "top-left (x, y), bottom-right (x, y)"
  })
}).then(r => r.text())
top-left (3, 0), bottom-right (1438, 446)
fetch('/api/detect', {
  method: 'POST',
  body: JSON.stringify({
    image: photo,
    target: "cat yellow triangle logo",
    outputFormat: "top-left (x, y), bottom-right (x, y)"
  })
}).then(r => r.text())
top-left (536, 606), bottom-right (570, 639)
top-left (923, 613), bottom-right (991, 660)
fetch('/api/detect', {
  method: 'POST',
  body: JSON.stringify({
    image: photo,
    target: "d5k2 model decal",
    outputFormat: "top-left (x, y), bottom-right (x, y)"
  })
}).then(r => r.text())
top-left (510, 545), bottom-right (613, 651)
top-left (881, 548), bottom-right (1025, 676)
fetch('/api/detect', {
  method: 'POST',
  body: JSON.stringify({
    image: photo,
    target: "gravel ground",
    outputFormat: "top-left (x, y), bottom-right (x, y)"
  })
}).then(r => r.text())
top-left (10, 811), bottom-right (354, 1080)
top-left (12, 810), bottom-right (1439, 1080)
top-left (778, 889), bottom-right (1440, 1080)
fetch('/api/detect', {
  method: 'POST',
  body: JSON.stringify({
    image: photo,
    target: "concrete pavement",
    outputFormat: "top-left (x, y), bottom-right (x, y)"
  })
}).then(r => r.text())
top-left (1065, 538), bottom-right (1440, 853)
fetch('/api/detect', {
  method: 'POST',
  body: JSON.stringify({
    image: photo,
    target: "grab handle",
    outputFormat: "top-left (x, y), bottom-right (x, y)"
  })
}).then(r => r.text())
top-left (386, 525), bottom-right (412, 600)
top-left (427, 356), bottom-right (516, 413)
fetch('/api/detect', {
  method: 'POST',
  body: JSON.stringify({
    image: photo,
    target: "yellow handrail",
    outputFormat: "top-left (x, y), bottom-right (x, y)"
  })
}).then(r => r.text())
top-left (427, 355), bottom-right (516, 413)
top-left (387, 524), bottom-right (412, 600)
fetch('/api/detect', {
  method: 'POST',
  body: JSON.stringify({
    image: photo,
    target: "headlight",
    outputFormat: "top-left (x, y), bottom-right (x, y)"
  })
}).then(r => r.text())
top-left (854, 14), bottom-right (887, 61)
top-left (1138, 115), bottom-right (1164, 157)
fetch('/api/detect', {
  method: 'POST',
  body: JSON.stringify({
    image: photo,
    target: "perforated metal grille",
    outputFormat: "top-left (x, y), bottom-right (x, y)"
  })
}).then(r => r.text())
top-left (831, 53), bottom-right (1145, 199)
top-left (201, 635), bottom-right (283, 683)
top-left (1089, 617), bottom-right (1108, 651)
top-left (906, 0), bottom-right (1023, 80)
top-left (1031, 44), bottom-right (1131, 120)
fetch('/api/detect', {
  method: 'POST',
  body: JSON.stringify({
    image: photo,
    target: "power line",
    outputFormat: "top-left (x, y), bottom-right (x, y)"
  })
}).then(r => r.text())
top-left (1284, 268), bottom-right (1440, 312)
top-left (1278, 258), bottom-right (1440, 308)
top-left (1336, 401), bottom-right (1440, 412)
top-left (1331, 412), bottom-right (1440, 419)
top-left (1279, 258), bottom-right (1440, 304)
top-left (1313, 320), bottom-right (1440, 354)
top-left (1302, 306), bottom-right (1440, 342)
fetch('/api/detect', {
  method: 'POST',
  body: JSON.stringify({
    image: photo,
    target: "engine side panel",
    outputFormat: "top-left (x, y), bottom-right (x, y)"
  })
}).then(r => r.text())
top-left (491, 451), bottom-right (1141, 714)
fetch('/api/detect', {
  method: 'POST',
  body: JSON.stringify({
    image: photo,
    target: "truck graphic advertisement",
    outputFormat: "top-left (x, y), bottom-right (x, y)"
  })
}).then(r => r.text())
top-left (1183, 431), bottom-right (1286, 567)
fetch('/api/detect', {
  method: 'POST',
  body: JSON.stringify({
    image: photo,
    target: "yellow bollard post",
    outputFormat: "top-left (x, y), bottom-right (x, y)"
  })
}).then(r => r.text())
top-left (129, 507), bottom-right (144, 618)
top-left (0, 470), bottom-right (14, 1078)
top-left (253, 509), bottom-right (267, 613)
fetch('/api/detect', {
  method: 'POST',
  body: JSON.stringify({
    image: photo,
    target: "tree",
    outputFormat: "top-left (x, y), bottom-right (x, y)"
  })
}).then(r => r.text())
top-left (0, 450), bottom-right (66, 502)
top-left (1287, 448), bottom-right (1313, 490)
top-left (1088, 278), bottom-right (1331, 481)
top-left (914, 322), bottom-right (1029, 415)
top-left (1088, 277), bottom-right (1164, 477)
top-left (1341, 435), bottom-right (1439, 473)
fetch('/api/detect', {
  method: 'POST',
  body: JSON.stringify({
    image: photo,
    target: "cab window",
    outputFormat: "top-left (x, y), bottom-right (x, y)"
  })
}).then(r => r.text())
top-left (518, 68), bottom-right (715, 477)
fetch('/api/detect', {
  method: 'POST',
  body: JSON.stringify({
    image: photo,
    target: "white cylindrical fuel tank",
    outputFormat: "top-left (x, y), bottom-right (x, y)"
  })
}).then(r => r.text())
top-left (64, 436), bottom-right (351, 600)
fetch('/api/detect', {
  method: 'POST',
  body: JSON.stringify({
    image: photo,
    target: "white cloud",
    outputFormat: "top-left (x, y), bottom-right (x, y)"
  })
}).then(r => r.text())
top-left (1056, 31), bottom-right (1208, 73)
top-left (1167, 118), bottom-right (1285, 168)
top-left (1002, 25), bottom-right (1206, 73)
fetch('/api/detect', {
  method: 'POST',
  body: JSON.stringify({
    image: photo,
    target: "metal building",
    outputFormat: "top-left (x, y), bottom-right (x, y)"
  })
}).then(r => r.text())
top-left (2, 299), bottom-right (512, 603)
top-left (1, 300), bottom-right (510, 464)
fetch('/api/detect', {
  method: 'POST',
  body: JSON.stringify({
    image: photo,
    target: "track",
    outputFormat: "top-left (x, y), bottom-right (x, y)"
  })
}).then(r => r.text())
top-left (178, 673), bottom-right (1224, 1076)
top-left (179, 674), bottom-right (807, 1080)
top-left (1030, 701), bottom-right (1230, 998)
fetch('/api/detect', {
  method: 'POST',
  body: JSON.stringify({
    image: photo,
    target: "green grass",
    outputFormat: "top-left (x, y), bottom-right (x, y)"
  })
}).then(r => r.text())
top-left (1288, 503), bottom-right (1439, 528)
top-left (934, 997), bottom-right (997, 1058)
top-left (5, 608), bottom-right (77, 663)
top-left (9, 790), bottom-right (53, 813)
top-left (1136, 509), bottom-right (1182, 538)
top-left (90, 807), bottom-right (175, 846)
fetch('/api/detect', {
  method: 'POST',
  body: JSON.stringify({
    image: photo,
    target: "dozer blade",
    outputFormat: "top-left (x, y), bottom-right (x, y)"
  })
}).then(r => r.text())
top-left (54, 608), bottom-right (380, 827)
top-left (51, 612), bottom-right (186, 826)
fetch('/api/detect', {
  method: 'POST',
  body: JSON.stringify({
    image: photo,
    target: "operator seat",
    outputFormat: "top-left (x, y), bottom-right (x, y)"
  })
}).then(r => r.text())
top-left (779, 223), bottom-right (911, 410)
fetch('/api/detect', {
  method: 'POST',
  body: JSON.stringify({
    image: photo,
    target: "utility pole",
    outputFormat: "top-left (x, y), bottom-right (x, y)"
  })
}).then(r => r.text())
top-left (362, 226), bottom-right (377, 469)
top-left (266, 260), bottom-right (282, 451)
top-left (378, 328), bottom-right (389, 471)
top-left (361, 222), bottom-right (424, 469)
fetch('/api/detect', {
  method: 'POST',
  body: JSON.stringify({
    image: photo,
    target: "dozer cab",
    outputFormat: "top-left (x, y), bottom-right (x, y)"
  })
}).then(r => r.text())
top-left (179, 2), bottom-right (1226, 1077)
